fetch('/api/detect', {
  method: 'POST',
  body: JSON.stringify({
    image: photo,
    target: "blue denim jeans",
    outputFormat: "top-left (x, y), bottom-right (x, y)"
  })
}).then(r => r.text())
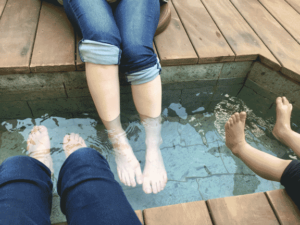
top-left (0, 148), bottom-right (141, 225)
top-left (64, 0), bottom-right (162, 85)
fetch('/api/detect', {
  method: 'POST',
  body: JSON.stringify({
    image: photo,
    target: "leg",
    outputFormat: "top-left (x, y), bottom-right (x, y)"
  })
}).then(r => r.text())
top-left (63, 0), bottom-right (143, 187)
top-left (272, 97), bottom-right (300, 158)
top-left (0, 126), bottom-right (53, 224)
top-left (225, 112), bottom-right (292, 182)
top-left (58, 135), bottom-right (142, 225)
top-left (114, 0), bottom-right (167, 194)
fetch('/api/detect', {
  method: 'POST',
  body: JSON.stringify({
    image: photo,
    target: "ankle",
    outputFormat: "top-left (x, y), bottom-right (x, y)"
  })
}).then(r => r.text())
top-left (230, 141), bottom-right (247, 157)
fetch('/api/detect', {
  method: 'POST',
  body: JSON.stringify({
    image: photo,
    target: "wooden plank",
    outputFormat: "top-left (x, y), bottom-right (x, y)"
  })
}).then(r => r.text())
top-left (202, 0), bottom-right (280, 71)
top-left (0, 0), bottom-right (41, 74)
top-left (207, 192), bottom-right (279, 225)
top-left (135, 210), bottom-right (144, 225)
top-left (143, 201), bottom-right (213, 225)
top-left (232, 0), bottom-right (300, 82)
top-left (286, 0), bottom-right (300, 14)
top-left (259, 0), bottom-right (300, 44)
top-left (30, 2), bottom-right (75, 73)
top-left (154, 1), bottom-right (198, 66)
top-left (0, 0), bottom-right (7, 17)
top-left (172, 0), bottom-right (235, 64)
top-left (266, 189), bottom-right (300, 225)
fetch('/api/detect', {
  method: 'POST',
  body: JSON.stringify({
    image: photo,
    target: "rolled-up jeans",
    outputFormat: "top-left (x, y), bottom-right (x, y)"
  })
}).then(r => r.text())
top-left (64, 0), bottom-right (162, 85)
top-left (0, 148), bottom-right (142, 225)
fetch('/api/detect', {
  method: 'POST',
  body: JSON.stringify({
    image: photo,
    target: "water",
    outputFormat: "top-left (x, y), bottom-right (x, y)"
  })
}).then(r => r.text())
top-left (0, 92), bottom-right (299, 222)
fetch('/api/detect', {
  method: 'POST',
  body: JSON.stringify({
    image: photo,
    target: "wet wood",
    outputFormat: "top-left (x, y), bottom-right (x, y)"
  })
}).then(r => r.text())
top-left (30, 2), bottom-right (75, 73)
top-left (0, 0), bottom-right (7, 17)
top-left (172, 0), bottom-right (235, 64)
top-left (207, 192), bottom-right (279, 225)
top-left (135, 210), bottom-right (144, 225)
top-left (143, 201), bottom-right (213, 225)
top-left (154, 1), bottom-right (198, 66)
top-left (0, 0), bottom-right (41, 74)
top-left (266, 189), bottom-right (300, 225)
top-left (232, 0), bottom-right (300, 82)
top-left (202, 0), bottom-right (280, 70)
top-left (259, 0), bottom-right (300, 44)
top-left (286, 0), bottom-right (300, 14)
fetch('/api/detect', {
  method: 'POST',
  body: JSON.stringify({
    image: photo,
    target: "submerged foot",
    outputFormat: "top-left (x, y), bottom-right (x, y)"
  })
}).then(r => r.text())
top-left (27, 126), bottom-right (54, 174)
top-left (272, 97), bottom-right (293, 142)
top-left (225, 112), bottom-right (247, 156)
top-left (142, 143), bottom-right (168, 194)
top-left (109, 131), bottom-right (143, 187)
top-left (141, 116), bottom-right (167, 194)
top-left (63, 133), bottom-right (87, 158)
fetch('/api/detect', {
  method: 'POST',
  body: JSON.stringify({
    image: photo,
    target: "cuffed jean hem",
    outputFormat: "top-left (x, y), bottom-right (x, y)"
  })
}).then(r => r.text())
top-left (127, 57), bottom-right (162, 85)
top-left (79, 39), bottom-right (122, 65)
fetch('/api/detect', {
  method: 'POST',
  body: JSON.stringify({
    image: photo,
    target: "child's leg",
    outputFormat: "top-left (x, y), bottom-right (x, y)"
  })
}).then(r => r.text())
top-left (225, 112), bottom-right (292, 182)
top-left (272, 97), bottom-right (300, 158)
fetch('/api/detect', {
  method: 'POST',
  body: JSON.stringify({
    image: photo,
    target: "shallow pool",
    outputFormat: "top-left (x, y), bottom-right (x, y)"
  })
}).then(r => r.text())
top-left (0, 80), bottom-right (299, 223)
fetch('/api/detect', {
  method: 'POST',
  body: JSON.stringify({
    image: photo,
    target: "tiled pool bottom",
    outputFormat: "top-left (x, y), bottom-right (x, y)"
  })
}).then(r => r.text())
top-left (1, 87), bottom-right (300, 223)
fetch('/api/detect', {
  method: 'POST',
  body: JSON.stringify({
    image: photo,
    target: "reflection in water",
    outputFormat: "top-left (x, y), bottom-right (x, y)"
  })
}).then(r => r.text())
top-left (0, 94), bottom-right (298, 211)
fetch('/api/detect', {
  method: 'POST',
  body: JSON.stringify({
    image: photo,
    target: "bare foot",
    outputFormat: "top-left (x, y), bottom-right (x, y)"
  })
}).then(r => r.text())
top-left (225, 112), bottom-right (247, 156)
top-left (109, 131), bottom-right (143, 187)
top-left (272, 97), bottom-right (293, 143)
top-left (143, 143), bottom-right (168, 194)
top-left (142, 116), bottom-right (167, 194)
top-left (27, 126), bottom-right (54, 174)
top-left (63, 133), bottom-right (87, 158)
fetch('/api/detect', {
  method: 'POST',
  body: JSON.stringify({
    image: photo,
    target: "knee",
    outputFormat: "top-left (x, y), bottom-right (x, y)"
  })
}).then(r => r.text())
top-left (69, 148), bottom-right (108, 165)
top-left (122, 43), bottom-right (155, 64)
top-left (1, 155), bottom-right (30, 167)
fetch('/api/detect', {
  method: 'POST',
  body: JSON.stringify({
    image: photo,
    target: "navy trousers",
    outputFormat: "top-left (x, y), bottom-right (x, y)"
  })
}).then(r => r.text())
top-left (0, 148), bottom-right (141, 225)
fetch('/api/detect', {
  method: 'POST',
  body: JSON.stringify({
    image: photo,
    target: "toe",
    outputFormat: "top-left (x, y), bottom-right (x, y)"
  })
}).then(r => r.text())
top-left (70, 133), bottom-right (76, 140)
top-left (79, 137), bottom-right (87, 146)
top-left (225, 122), bottom-right (229, 129)
top-left (240, 111), bottom-right (247, 122)
top-left (276, 97), bottom-right (283, 106)
top-left (231, 115), bottom-right (236, 123)
top-left (235, 113), bottom-right (240, 122)
top-left (75, 134), bottom-right (80, 142)
top-left (156, 181), bottom-right (162, 193)
top-left (143, 178), bottom-right (152, 194)
top-left (229, 118), bottom-right (233, 126)
top-left (123, 173), bottom-right (131, 186)
top-left (282, 97), bottom-right (289, 105)
top-left (290, 104), bottom-right (293, 110)
top-left (38, 126), bottom-right (47, 133)
top-left (117, 169), bottom-right (124, 183)
top-left (152, 181), bottom-right (158, 194)
top-left (129, 171), bottom-right (136, 187)
top-left (63, 135), bottom-right (70, 144)
top-left (135, 167), bottom-right (143, 185)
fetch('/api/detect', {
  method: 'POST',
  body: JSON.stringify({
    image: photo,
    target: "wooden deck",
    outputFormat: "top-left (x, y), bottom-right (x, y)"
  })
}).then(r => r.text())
top-left (0, 0), bottom-right (300, 81)
top-left (1, 0), bottom-right (300, 224)
top-left (53, 189), bottom-right (300, 225)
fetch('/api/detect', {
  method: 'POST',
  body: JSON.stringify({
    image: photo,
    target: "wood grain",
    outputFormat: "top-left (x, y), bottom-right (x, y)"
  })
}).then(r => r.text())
top-left (172, 0), bottom-right (235, 64)
top-left (30, 2), bottom-right (75, 73)
top-left (202, 0), bottom-right (280, 70)
top-left (0, 0), bottom-right (41, 74)
top-left (207, 192), bottom-right (279, 225)
top-left (0, 0), bottom-right (7, 18)
top-left (259, 0), bottom-right (300, 44)
top-left (232, 0), bottom-right (300, 82)
top-left (286, 0), bottom-right (300, 14)
top-left (143, 201), bottom-right (213, 225)
top-left (266, 189), bottom-right (300, 225)
top-left (154, 1), bottom-right (198, 66)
